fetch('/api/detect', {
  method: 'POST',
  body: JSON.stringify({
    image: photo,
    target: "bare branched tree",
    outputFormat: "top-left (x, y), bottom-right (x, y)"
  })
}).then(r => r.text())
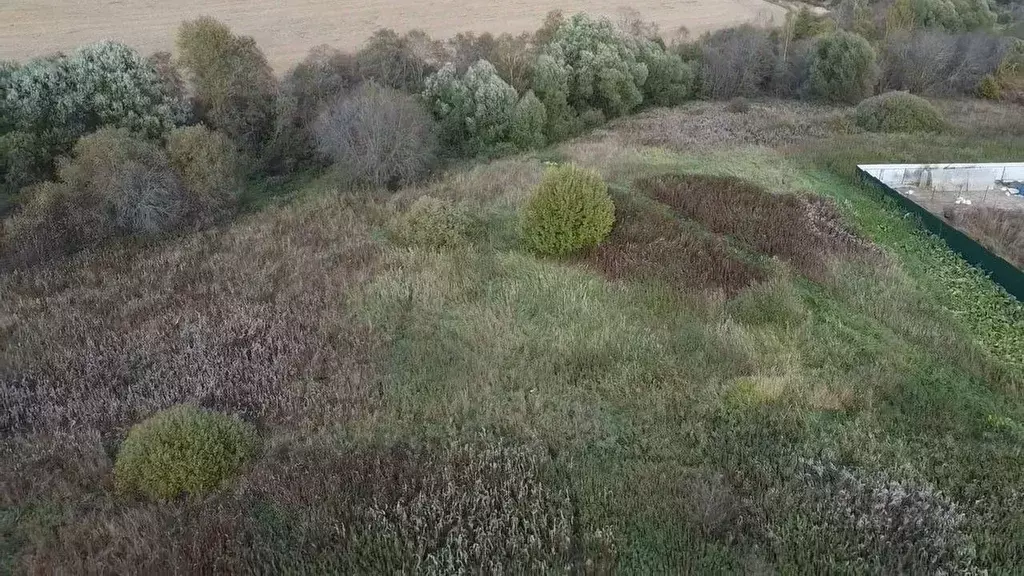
top-left (315, 83), bottom-right (438, 188)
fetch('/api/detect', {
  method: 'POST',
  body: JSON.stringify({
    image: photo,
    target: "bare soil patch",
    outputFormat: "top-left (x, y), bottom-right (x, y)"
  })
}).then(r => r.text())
top-left (0, 0), bottom-right (786, 71)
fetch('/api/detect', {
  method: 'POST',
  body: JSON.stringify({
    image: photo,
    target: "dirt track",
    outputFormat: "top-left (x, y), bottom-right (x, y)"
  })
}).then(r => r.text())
top-left (0, 0), bottom-right (786, 71)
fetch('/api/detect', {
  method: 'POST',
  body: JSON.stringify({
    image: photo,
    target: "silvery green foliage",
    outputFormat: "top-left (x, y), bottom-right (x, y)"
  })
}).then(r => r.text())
top-left (544, 14), bottom-right (648, 118)
top-left (423, 60), bottom-right (544, 156)
top-left (4, 42), bottom-right (186, 142)
top-left (798, 459), bottom-right (980, 574)
top-left (531, 54), bottom-right (577, 142)
top-left (509, 91), bottom-right (546, 150)
top-left (462, 60), bottom-right (518, 152)
top-left (0, 60), bottom-right (19, 132)
top-left (1, 42), bottom-right (188, 199)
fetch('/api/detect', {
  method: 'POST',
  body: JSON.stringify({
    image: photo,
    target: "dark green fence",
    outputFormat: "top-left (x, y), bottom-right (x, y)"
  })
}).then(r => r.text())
top-left (858, 168), bottom-right (1024, 302)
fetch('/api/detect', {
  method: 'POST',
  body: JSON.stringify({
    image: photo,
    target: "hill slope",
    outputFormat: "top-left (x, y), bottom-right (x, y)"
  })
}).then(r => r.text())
top-left (2, 99), bottom-right (1023, 572)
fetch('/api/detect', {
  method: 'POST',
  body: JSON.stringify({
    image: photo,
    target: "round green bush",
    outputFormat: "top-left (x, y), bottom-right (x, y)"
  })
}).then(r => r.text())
top-left (390, 196), bottom-right (471, 248)
top-left (114, 405), bottom-right (259, 500)
top-left (854, 91), bottom-right (945, 133)
top-left (521, 164), bottom-right (615, 256)
top-left (808, 31), bottom-right (878, 104)
top-left (977, 74), bottom-right (1001, 100)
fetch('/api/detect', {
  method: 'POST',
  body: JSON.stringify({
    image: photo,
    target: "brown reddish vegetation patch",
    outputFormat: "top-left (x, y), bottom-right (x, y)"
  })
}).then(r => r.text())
top-left (591, 193), bottom-right (765, 295)
top-left (0, 194), bottom-right (382, 441)
top-left (942, 205), bottom-right (1024, 270)
top-left (639, 174), bottom-right (870, 281)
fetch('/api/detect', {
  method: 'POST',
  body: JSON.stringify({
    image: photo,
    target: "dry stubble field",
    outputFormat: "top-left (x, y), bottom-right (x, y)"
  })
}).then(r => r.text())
top-left (0, 0), bottom-right (786, 70)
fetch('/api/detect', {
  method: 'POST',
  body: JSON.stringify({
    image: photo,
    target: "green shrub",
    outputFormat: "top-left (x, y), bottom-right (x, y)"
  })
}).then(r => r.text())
top-left (636, 42), bottom-right (695, 106)
top-left (509, 91), bottom-right (547, 150)
top-left (166, 125), bottom-right (243, 226)
top-left (543, 14), bottom-right (647, 118)
top-left (912, 0), bottom-right (996, 31)
top-left (531, 54), bottom-right (578, 142)
top-left (522, 164), bottom-right (614, 256)
top-left (4, 42), bottom-right (186, 140)
top-left (978, 73), bottom-right (1002, 99)
top-left (114, 405), bottom-right (259, 500)
top-left (390, 196), bottom-right (471, 248)
top-left (0, 60), bottom-right (20, 133)
top-left (176, 17), bottom-right (278, 159)
top-left (855, 91), bottom-right (945, 133)
top-left (316, 82), bottom-right (438, 187)
top-left (808, 31), bottom-right (879, 104)
top-left (0, 131), bottom-right (51, 197)
top-left (791, 6), bottom-right (834, 40)
top-left (423, 60), bottom-right (544, 157)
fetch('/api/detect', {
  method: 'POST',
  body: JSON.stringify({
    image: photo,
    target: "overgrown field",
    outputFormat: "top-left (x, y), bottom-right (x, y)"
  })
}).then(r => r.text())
top-left (3, 3), bottom-right (1024, 571)
top-left (3, 98), bottom-right (1023, 573)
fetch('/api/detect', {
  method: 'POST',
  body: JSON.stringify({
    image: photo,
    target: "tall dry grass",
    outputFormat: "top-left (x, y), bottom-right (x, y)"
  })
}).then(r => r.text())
top-left (2, 191), bottom-right (381, 443)
top-left (943, 205), bottom-right (1024, 269)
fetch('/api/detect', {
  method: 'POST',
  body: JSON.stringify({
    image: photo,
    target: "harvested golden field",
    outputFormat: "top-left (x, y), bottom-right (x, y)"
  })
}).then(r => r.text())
top-left (0, 0), bottom-right (785, 70)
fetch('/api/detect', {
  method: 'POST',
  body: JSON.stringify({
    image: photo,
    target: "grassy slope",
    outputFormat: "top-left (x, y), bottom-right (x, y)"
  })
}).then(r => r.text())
top-left (2, 101), bottom-right (1023, 573)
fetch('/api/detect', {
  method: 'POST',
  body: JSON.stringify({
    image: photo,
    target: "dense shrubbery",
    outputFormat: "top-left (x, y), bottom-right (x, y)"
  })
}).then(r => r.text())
top-left (166, 125), bottom-right (243, 226)
top-left (317, 83), bottom-right (438, 187)
top-left (896, 0), bottom-right (997, 32)
top-left (114, 405), bottom-right (259, 500)
top-left (2, 127), bottom-right (240, 266)
top-left (390, 196), bottom-right (471, 248)
top-left (0, 131), bottom-right (50, 200)
top-left (790, 6), bottom-right (835, 40)
top-left (423, 60), bottom-right (545, 156)
top-left (522, 164), bottom-right (614, 256)
top-left (356, 29), bottom-right (441, 93)
top-left (448, 32), bottom-right (536, 92)
top-left (542, 14), bottom-right (647, 118)
top-left (267, 46), bottom-right (360, 172)
top-left (531, 54), bottom-right (579, 142)
top-left (3, 129), bottom-right (185, 265)
top-left (636, 39), bottom-right (695, 106)
top-left (696, 25), bottom-right (777, 99)
top-left (176, 17), bottom-right (278, 159)
top-left (855, 91), bottom-right (946, 132)
top-left (879, 30), bottom-right (1011, 95)
top-left (64, 129), bottom-right (187, 236)
top-left (807, 31), bottom-right (879, 103)
top-left (0, 42), bottom-right (187, 196)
